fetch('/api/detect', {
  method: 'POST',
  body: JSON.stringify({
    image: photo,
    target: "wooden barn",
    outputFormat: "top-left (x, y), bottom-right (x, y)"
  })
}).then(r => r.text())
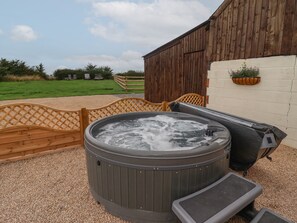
top-left (143, 0), bottom-right (297, 102)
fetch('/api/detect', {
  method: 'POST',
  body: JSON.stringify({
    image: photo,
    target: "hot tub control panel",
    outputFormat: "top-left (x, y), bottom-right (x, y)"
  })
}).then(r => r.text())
top-left (261, 133), bottom-right (277, 148)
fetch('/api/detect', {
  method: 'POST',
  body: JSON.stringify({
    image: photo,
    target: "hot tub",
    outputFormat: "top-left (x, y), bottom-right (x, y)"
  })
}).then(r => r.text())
top-left (84, 112), bottom-right (231, 222)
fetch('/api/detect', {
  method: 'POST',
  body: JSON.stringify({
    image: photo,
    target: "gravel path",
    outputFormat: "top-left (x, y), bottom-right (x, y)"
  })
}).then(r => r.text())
top-left (0, 95), bottom-right (121, 110)
top-left (1, 145), bottom-right (296, 223)
top-left (0, 94), bottom-right (144, 110)
top-left (115, 93), bottom-right (144, 99)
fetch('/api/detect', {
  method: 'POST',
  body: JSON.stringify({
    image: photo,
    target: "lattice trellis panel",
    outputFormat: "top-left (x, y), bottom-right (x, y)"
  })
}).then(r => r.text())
top-left (0, 93), bottom-right (204, 133)
top-left (88, 98), bottom-right (164, 123)
top-left (88, 93), bottom-right (204, 123)
top-left (0, 104), bottom-right (80, 130)
top-left (175, 93), bottom-right (204, 106)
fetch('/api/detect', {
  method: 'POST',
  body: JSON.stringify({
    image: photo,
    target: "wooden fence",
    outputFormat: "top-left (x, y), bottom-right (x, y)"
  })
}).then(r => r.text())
top-left (0, 93), bottom-right (204, 162)
top-left (114, 75), bottom-right (144, 91)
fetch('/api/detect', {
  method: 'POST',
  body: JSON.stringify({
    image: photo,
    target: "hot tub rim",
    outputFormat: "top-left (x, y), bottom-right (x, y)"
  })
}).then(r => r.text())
top-left (85, 111), bottom-right (230, 158)
top-left (85, 145), bottom-right (230, 170)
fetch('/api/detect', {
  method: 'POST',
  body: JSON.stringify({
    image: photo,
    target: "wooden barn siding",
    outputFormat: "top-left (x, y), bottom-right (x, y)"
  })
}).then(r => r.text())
top-left (145, 43), bottom-right (183, 102)
top-left (145, 26), bottom-right (208, 102)
top-left (183, 51), bottom-right (206, 96)
top-left (145, 0), bottom-right (297, 102)
top-left (208, 0), bottom-right (297, 61)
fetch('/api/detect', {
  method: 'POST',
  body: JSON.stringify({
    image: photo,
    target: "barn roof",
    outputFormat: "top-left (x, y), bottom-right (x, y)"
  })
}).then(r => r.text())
top-left (143, 20), bottom-right (210, 58)
top-left (210, 0), bottom-right (233, 19)
top-left (143, 0), bottom-right (232, 59)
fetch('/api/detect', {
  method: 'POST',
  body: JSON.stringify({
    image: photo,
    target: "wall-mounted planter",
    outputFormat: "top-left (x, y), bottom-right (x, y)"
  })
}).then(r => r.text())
top-left (232, 77), bottom-right (261, 85)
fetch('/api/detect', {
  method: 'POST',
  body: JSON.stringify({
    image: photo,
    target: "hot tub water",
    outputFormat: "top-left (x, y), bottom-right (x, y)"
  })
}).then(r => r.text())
top-left (95, 115), bottom-right (212, 151)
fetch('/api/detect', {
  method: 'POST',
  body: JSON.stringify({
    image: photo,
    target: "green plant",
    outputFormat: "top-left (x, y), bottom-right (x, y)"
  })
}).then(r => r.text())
top-left (229, 63), bottom-right (259, 78)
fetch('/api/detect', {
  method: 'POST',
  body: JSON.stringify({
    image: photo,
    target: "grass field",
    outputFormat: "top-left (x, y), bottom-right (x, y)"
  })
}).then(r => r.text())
top-left (0, 80), bottom-right (144, 101)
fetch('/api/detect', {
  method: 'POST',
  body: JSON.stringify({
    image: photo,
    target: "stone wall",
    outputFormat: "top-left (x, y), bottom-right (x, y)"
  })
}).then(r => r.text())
top-left (207, 55), bottom-right (297, 148)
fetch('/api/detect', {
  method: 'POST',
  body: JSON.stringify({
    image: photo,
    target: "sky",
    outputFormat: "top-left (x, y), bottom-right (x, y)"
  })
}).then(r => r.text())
top-left (0, 0), bottom-right (223, 75)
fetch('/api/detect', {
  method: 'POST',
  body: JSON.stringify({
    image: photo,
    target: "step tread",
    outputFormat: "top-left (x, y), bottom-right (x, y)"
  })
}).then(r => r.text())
top-left (251, 208), bottom-right (293, 223)
top-left (172, 173), bottom-right (262, 223)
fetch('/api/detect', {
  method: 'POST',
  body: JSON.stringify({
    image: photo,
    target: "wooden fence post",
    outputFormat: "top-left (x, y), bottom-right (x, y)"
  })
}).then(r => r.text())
top-left (80, 108), bottom-right (89, 145)
top-left (162, 101), bottom-right (168, 111)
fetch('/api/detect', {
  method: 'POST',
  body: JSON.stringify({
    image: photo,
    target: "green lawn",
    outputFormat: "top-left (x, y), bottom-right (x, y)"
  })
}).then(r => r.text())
top-left (0, 80), bottom-right (143, 101)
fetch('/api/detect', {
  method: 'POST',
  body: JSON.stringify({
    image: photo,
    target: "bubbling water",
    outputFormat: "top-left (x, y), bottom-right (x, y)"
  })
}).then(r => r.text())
top-left (95, 115), bottom-right (212, 151)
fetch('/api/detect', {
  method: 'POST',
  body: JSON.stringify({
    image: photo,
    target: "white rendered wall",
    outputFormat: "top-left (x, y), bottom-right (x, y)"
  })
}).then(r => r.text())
top-left (207, 55), bottom-right (297, 148)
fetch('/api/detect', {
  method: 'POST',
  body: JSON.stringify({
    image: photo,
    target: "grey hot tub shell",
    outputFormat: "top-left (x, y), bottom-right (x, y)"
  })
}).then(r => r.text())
top-left (84, 112), bottom-right (231, 223)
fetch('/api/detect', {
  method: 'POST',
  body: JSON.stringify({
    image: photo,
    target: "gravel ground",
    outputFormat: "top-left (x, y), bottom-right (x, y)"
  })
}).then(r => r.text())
top-left (115, 93), bottom-right (144, 99)
top-left (0, 145), bottom-right (296, 223)
top-left (0, 95), bottom-right (121, 110)
top-left (0, 94), bottom-right (144, 110)
top-left (0, 95), bottom-right (296, 222)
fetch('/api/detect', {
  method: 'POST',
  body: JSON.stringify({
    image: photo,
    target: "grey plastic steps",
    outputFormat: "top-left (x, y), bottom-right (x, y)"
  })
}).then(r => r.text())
top-left (172, 172), bottom-right (262, 223)
top-left (251, 208), bottom-right (293, 223)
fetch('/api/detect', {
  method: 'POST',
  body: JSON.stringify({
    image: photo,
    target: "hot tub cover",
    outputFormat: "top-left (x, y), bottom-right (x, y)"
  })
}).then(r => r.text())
top-left (170, 102), bottom-right (287, 171)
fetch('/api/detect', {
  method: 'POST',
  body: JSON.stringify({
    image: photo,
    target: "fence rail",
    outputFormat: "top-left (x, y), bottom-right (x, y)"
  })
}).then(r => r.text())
top-left (0, 93), bottom-right (204, 162)
top-left (114, 75), bottom-right (144, 91)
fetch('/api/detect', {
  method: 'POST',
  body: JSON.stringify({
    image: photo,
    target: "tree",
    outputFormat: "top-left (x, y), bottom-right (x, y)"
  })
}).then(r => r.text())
top-left (35, 63), bottom-right (45, 74)
top-left (52, 65), bottom-right (113, 80)
top-left (100, 66), bottom-right (113, 79)
top-left (0, 66), bottom-right (8, 80)
top-left (84, 64), bottom-right (113, 79)
top-left (0, 58), bottom-right (9, 79)
top-left (85, 63), bottom-right (97, 72)
top-left (117, 70), bottom-right (144, 76)
top-left (53, 68), bottom-right (85, 80)
top-left (0, 58), bottom-right (29, 76)
top-left (0, 58), bottom-right (47, 80)
top-left (34, 63), bottom-right (47, 79)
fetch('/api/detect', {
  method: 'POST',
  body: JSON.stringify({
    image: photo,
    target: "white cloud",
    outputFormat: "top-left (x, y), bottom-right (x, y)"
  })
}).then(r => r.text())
top-left (66, 50), bottom-right (143, 72)
top-left (56, 65), bottom-right (69, 70)
top-left (0, 29), bottom-right (3, 35)
top-left (86, 0), bottom-right (211, 47)
top-left (11, 25), bottom-right (38, 41)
